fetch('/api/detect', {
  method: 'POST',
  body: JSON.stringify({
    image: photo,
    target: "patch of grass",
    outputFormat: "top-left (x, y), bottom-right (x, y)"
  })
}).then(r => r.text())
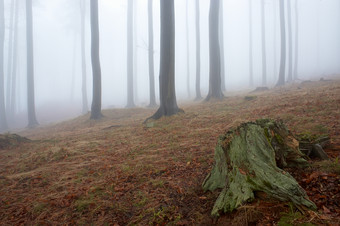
top-left (244, 96), bottom-right (257, 101)
top-left (313, 160), bottom-right (340, 174)
top-left (150, 179), bottom-right (165, 188)
top-left (74, 197), bottom-right (94, 212)
top-left (32, 202), bottom-right (48, 214)
top-left (133, 191), bottom-right (148, 207)
top-left (278, 204), bottom-right (316, 226)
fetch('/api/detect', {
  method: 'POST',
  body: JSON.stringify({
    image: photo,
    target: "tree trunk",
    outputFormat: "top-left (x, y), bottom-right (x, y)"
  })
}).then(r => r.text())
top-left (26, 0), bottom-right (39, 127)
top-left (276, 0), bottom-right (286, 86)
top-left (195, 0), bottom-right (202, 100)
top-left (203, 119), bottom-right (316, 216)
top-left (6, 0), bottom-right (15, 117)
top-left (0, 0), bottom-right (7, 132)
top-left (80, 0), bottom-right (88, 114)
top-left (185, 0), bottom-right (190, 98)
top-left (261, 0), bottom-right (267, 86)
top-left (287, 0), bottom-right (293, 82)
top-left (293, 0), bottom-right (299, 80)
top-left (273, 0), bottom-right (278, 81)
top-left (206, 0), bottom-right (223, 101)
top-left (147, 0), bottom-right (156, 107)
top-left (70, 34), bottom-right (77, 101)
top-left (248, 0), bottom-right (253, 87)
top-left (90, 0), bottom-right (102, 119)
top-left (10, 0), bottom-right (19, 118)
top-left (148, 0), bottom-right (181, 120)
top-left (220, 0), bottom-right (226, 92)
top-left (126, 0), bottom-right (135, 108)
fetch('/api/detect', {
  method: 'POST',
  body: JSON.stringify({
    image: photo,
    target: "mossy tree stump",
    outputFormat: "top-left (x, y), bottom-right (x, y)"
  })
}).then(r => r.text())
top-left (203, 119), bottom-right (316, 216)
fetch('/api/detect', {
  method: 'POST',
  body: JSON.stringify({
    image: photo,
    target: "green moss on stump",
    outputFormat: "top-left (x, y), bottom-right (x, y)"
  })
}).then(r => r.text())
top-left (203, 119), bottom-right (316, 217)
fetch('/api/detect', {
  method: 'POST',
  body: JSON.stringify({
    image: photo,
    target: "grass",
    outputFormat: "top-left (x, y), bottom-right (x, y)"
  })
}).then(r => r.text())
top-left (0, 79), bottom-right (339, 225)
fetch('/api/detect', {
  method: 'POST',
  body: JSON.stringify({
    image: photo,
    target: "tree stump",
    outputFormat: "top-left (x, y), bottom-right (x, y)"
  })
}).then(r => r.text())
top-left (202, 119), bottom-right (316, 216)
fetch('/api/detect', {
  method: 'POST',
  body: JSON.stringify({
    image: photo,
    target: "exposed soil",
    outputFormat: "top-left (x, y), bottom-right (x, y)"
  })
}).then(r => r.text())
top-left (0, 79), bottom-right (339, 225)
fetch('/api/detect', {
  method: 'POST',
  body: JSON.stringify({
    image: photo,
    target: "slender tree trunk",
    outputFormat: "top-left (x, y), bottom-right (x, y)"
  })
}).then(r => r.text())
top-left (293, 0), bottom-right (299, 80)
top-left (273, 0), bottom-right (277, 81)
top-left (6, 0), bottom-right (15, 116)
top-left (287, 0), bottom-right (293, 82)
top-left (206, 0), bottom-right (223, 101)
top-left (133, 0), bottom-right (138, 104)
top-left (26, 0), bottom-right (38, 127)
top-left (147, 0), bottom-right (156, 107)
top-left (185, 0), bottom-right (190, 98)
top-left (90, 0), bottom-right (102, 119)
top-left (126, 0), bottom-right (135, 108)
top-left (261, 0), bottom-right (267, 86)
top-left (80, 0), bottom-right (88, 114)
top-left (220, 0), bottom-right (226, 92)
top-left (71, 33), bottom-right (77, 101)
top-left (195, 0), bottom-right (202, 100)
top-left (0, 0), bottom-right (8, 131)
top-left (248, 0), bottom-right (253, 87)
top-left (10, 0), bottom-right (18, 118)
top-left (149, 0), bottom-right (181, 120)
top-left (276, 0), bottom-right (286, 86)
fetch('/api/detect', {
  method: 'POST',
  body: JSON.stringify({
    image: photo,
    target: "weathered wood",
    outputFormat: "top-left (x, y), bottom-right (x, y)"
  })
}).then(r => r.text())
top-left (203, 119), bottom-right (316, 216)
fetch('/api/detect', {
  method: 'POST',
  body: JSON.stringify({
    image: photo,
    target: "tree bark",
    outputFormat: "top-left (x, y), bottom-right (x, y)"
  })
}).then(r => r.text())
top-left (276, 0), bottom-right (286, 86)
top-left (220, 0), bottom-right (226, 92)
top-left (80, 0), bottom-right (88, 114)
top-left (287, 0), bottom-right (293, 82)
top-left (195, 0), bottom-right (202, 100)
top-left (126, 0), bottom-right (135, 108)
top-left (273, 0), bottom-right (278, 81)
top-left (248, 0), bottom-right (253, 87)
top-left (148, 0), bottom-right (156, 107)
top-left (261, 0), bottom-right (267, 86)
top-left (203, 119), bottom-right (316, 216)
top-left (90, 0), bottom-right (102, 119)
top-left (26, 0), bottom-right (39, 127)
top-left (10, 0), bottom-right (19, 118)
top-left (6, 0), bottom-right (15, 117)
top-left (206, 0), bottom-right (223, 101)
top-left (293, 0), bottom-right (299, 80)
top-left (148, 0), bottom-right (181, 120)
top-left (0, 0), bottom-right (7, 131)
top-left (185, 0), bottom-right (190, 98)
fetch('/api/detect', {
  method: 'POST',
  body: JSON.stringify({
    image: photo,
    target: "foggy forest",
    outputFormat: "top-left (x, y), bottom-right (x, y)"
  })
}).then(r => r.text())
top-left (0, 0), bottom-right (339, 225)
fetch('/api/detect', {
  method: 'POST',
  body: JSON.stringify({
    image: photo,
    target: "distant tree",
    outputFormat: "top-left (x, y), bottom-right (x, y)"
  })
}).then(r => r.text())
top-left (276, 0), bottom-right (286, 86)
top-left (90, 0), bottom-right (102, 119)
top-left (287, 0), bottom-right (293, 82)
top-left (26, 0), bottom-right (39, 127)
top-left (293, 0), bottom-right (299, 80)
top-left (126, 0), bottom-right (135, 108)
top-left (185, 0), bottom-right (190, 98)
top-left (220, 0), bottom-right (226, 92)
top-left (273, 0), bottom-right (278, 80)
top-left (80, 0), bottom-right (88, 114)
top-left (147, 0), bottom-right (156, 107)
top-left (0, 0), bottom-right (8, 131)
top-left (248, 0), bottom-right (253, 87)
top-left (195, 0), bottom-right (202, 100)
top-left (261, 0), bottom-right (267, 86)
top-left (206, 0), bottom-right (223, 101)
top-left (148, 0), bottom-right (182, 120)
top-left (6, 0), bottom-right (15, 116)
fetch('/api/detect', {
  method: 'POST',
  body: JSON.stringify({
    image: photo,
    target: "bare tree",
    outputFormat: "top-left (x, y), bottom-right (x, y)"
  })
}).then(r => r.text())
top-left (80, 0), bottom-right (88, 114)
top-left (126, 0), bottom-right (135, 108)
top-left (148, 0), bottom-right (182, 120)
top-left (6, 0), bottom-right (15, 116)
top-left (185, 0), bottom-right (190, 98)
top-left (195, 0), bottom-right (202, 100)
top-left (220, 0), bottom-right (226, 92)
top-left (261, 0), bottom-right (267, 86)
top-left (26, 0), bottom-right (39, 127)
top-left (90, 0), bottom-right (102, 119)
top-left (248, 0), bottom-right (253, 87)
top-left (293, 0), bottom-right (299, 80)
top-left (276, 0), bottom-right (286, 86)
top-left (287, 0), bottom-right (293, 82)
top-left (10, 0), bottom-right (19, 117)
top-left (206, 0), bottom-right (223, 101)
top-left (0, 0), bottom-right (7, 131)
top-left (147, 0), bottom-right (156, 107)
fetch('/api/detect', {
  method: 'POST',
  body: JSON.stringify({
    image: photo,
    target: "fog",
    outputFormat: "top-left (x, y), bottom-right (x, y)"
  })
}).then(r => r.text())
top-left (2, 0), bottom-right (340, 129)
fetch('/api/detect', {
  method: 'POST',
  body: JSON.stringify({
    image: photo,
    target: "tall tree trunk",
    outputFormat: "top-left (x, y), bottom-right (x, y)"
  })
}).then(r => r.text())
top-left (126, 0), bottom-right (135, 108)
top-left (148, 0), bottom-right (181, 120)
top-left (147, 0), bottom-right (156, 107)
top-left (248, 0), bottom-right (253, 87)
top-left (90, 0), bottom-right (102, 119)
top-left (185, 0), bottom-right (190, 98)
top-left (206, 0), bottom-right (223, 101)
top-left (133, 0), bottom-right (138, 104)
top-left (220, 0), bottom-right (226, 92)
top-left (273, 0), bottom-right (277, 81)
top-left (80, 0), bottom-right (88, 114)
top-left (261, 0), bottom-right (267, 86)
top-left (195, 0), bottom-right (202, 100)
top-left (287, 0), bottom-right (293, 82)
top-left (0, 0), bottom-right (8, 131)
top-left (293, 0), bottom-right (299, 80)
top-left (6, 0), bottom-right (15, 116)
top-left (276, 0), bottom-right (286, 86)
top-left (71, 33), bottom-right (77, 101)
top-left (10, 0), bottom-right (18, 118)
top-left (26, 0), bottom-right (38, 127)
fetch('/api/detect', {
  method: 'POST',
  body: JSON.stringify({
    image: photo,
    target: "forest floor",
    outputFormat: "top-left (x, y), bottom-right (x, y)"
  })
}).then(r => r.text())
top-left (0, 79), bottom-right (340, 225)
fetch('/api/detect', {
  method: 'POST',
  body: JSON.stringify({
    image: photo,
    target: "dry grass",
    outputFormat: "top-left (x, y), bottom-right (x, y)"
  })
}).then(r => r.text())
top-left (0, 79), bottom-right (339, 225)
